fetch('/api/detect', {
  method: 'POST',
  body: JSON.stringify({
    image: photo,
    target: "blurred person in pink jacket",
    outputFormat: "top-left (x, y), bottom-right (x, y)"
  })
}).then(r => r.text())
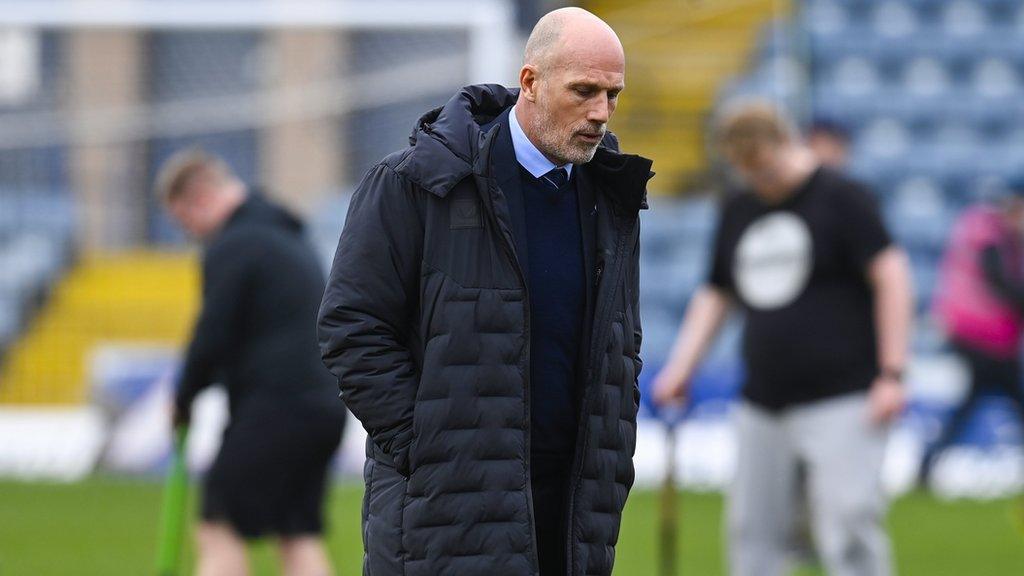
top-left (925, 180), bottom-right (1024, 485)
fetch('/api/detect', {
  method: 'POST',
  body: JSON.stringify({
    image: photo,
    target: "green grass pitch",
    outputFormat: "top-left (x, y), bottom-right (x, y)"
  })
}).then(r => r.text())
top-left (1, 478), bottom-right (1022, 575)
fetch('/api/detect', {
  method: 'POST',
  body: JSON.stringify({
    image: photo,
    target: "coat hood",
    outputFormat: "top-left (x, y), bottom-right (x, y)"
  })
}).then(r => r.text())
top-left (399, 84), bottom-right (515, 197)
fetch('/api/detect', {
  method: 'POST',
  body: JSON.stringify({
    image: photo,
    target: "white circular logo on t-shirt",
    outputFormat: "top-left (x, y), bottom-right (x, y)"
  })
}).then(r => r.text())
top-left (732, 211), bottom-right (813, 310)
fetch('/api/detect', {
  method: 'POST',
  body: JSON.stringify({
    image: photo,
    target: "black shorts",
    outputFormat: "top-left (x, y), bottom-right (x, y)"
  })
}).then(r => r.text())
top-left (201, 406), bottom-right (344, 539)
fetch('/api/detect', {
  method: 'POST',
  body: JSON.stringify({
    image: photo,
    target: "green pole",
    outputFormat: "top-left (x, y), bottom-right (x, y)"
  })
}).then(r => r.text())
top-left (156, 426), bottom-right (189, 576)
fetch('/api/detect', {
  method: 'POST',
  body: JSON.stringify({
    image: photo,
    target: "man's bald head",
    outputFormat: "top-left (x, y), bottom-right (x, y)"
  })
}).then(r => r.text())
top-left (516, 8), bottom-right (626, 166)
top-left (523, 7), bottom-right (624, 72)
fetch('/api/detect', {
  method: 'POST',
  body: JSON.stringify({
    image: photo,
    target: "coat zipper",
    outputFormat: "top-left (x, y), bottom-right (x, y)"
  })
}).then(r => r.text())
top-left (563, 214), bottom-right (636, 575)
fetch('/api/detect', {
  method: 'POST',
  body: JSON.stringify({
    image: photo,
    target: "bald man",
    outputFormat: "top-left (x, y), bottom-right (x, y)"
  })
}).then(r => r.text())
top-left (318, 8), bottom-right (652, 575)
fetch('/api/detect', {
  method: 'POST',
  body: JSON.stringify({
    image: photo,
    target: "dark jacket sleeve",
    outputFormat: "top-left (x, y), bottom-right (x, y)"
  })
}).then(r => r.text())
top-left (174, 233), bottom-right (252, 416)
top-left (317, 162), bottom-right (423, 474)
top-left (981, 244), bottom-right (1024, 312)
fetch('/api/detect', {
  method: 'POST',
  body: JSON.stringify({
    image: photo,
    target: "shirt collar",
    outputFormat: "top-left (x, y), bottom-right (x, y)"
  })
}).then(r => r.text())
top-left (508, 105), bottom-right (572, 179)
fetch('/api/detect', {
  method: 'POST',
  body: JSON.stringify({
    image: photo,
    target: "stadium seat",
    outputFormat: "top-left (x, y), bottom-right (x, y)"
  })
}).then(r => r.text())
top-left (0, 299), bottom-right (21, 349)
top-left (854, 118), bottom-right (911, 161)
top-left (943, 0), bottom-right (991, 37)
top-left (990, 125), bottom-right (1024, 172)
top-left (902, 57), bottom-right (952, 97)
top-left (751, 55), bottom-right (809, 102)
top-left (0, 236), bottom-right (50, 303)
top-left (887, 177), bottom-right (954, 269)
top-left (891, 176), bottom-right (946, 217)
top-left (802, 0), bottom-right (852, 37)
top-left (831, 56), bottom-right (884, 97)
top-left (970, 57), bottom-right (1021, 99)
top-left (933, 123), bottom-right (981, 160)
top-left (872, 0), bottom-right (920, 38)
top-left (964, 174), bottom-right (1012, 204)
top-left (754, 19), bottom-right (796, 60)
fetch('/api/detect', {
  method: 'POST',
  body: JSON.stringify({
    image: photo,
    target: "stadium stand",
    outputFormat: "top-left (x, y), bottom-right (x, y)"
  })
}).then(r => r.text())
top-left (0, 252), bottom-right (197, 404)
top-left (0, 195), bottom-right (74, 353)
top-left (585, 0), bottom-right (793, 194)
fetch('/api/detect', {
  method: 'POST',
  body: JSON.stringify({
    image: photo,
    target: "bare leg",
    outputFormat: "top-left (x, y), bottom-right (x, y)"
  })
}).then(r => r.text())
top-left (196, 521), bottom-right (250, 576)
top-left (280, 535), bottom-right (334, 576)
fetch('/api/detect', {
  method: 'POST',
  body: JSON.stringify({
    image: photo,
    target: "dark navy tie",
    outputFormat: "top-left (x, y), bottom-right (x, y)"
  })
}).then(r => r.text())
top-left (541, 167), bottom-right (569, 190)
top-left (539, 167), bottom-right (569, 205)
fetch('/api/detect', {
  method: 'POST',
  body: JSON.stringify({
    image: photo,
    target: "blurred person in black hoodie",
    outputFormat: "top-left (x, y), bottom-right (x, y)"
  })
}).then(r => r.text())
top-left (159, 148), bottom-right (345, 576)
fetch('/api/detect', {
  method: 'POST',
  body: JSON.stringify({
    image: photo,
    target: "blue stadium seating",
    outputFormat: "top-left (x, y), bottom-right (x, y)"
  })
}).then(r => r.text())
top-left (0, 193), bottom-right (75, 351)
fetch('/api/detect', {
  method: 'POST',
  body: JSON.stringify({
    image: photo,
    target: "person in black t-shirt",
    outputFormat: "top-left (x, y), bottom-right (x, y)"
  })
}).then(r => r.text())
top-left (158, 149), bottom-right (345, 576)
top-left (653, 101), bottom-right (913, 576)
top-left (792, 115), bottom-right (854, 566)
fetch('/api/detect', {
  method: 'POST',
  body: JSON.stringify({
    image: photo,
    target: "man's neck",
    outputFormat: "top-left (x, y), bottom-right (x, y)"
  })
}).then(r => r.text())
top-left (511, 103), bottom-right (571, 176)
top-left (213, 188), bottom-right (248, 231)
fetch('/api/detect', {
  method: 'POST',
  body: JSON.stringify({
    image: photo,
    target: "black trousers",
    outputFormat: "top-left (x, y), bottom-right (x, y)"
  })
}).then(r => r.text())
top-left (920, 341), bottom-right (1024, 483)
top-left (532, 455), bottom-right (572, 575)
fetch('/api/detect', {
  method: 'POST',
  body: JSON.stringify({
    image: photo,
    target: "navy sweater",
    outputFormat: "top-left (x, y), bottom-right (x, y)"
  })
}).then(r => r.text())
top-left (520, 166), bottom-right (586, 459)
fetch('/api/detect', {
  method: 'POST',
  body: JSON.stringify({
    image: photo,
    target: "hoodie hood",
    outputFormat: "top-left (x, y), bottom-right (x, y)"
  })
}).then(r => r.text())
top-left (228, 191), bottom-right (304, 234)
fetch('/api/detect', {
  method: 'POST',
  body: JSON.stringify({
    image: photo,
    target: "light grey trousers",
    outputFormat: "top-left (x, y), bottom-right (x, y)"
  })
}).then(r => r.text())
top-left (727, 393), bottom-right (893, 576)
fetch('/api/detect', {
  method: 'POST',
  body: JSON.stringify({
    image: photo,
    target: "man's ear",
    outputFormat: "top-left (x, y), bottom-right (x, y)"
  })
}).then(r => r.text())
top-left (519, 65), bottom-right (538, 103)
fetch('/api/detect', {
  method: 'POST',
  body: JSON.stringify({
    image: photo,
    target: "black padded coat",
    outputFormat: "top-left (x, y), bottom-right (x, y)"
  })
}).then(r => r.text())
top-left (318, 84), bottom-right (652, 576)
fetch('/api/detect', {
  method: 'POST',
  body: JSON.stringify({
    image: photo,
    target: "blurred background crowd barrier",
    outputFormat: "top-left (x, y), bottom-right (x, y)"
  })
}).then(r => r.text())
top-left (0, 0), bottom-right (1022, 500)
